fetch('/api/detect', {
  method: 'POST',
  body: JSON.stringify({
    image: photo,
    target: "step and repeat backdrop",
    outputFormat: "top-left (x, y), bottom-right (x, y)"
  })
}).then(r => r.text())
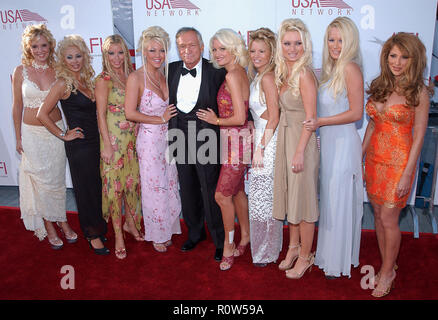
top-left (0, 0), bottom-right (113, 187)
top-left (1, 0), bottom-right (437, 204)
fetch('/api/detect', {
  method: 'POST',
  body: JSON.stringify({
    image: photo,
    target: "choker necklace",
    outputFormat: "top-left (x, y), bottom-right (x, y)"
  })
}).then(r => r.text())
top-left (32, 61), bottom-right (49, 71)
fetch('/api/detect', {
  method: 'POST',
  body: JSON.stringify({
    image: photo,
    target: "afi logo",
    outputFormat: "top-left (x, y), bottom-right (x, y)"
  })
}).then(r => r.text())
top-left (291, 0), bottom-right (352, 9)
top-left (0, 9), bottom-right (47, 24)
top-left (146, 0), bottom-right (200, 10)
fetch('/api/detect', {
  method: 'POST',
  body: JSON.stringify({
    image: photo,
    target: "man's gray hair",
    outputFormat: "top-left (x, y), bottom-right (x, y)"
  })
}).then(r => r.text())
top-left (175, 27), bottom-right (204, 47)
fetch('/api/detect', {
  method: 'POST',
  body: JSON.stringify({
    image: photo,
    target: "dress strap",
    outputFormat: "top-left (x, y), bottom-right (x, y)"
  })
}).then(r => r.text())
top-left (22, 65), bottom-right (28, 80)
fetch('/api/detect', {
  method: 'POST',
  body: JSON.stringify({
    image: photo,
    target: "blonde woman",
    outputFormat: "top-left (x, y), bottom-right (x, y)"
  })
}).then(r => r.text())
top-left (37, 35), bottom-right (109, 255)
top-left (304, 17), bottom-right (364, 279)
top-left (12, 24), bottom-right (77, 249)
top-left (247, 28), bottom-right (283, 267)
top-left (125, 26), bottom-right (181, 253)
top-left (196, 28), bottom-right (251, 271)
top-left (362, 33), bottom-right (429, 297)
top-left (272, 19), bottom-right (319, 279)
top-left (95, 35), bottom-right (142, 259)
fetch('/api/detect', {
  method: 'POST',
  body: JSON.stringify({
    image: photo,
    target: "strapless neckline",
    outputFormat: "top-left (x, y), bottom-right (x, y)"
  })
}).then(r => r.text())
top-left (367, 101), bottom-right (408, 114)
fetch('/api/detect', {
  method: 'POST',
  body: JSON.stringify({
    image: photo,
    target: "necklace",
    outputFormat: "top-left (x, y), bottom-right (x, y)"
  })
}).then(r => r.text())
top-left (145, 69), bottom-right (161, 90)
top-left (32, 60), bottom-right (49, 72)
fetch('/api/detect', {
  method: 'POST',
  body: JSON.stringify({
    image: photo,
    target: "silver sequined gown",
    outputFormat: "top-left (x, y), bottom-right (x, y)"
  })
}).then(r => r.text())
top-left (248, 75), bottom-right (283, 264)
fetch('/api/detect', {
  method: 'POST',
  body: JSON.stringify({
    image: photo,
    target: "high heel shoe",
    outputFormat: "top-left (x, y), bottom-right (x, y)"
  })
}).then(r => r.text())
top-left (153, 242), bottom-right (168, 253)
top-left (220, 243), bottom-right (236, 271)
top-left (278, 243), bottom-right (300, 271)
top-left (285, 252), bottom-right (314, 279)
top-left (371, 270), bottom-right (396, 298)
top-left (115, 248), bottom-right (127, 259)
top-left (374, 264), bottom-right (398, 287)
top-left (48, 236), bottom-right (63, 250)
top-left (233, 242), bottom-right (249, 257)
top-left (122, 223), bottom-right (144, 242)
top-left (87, 238), bottom-right (110, 255)
top-left (56, 222), bottom-right (78, 244)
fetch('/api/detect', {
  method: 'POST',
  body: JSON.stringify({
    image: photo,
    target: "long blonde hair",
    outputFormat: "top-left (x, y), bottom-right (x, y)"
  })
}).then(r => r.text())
top-left (21, 24), bottom-right (56, 67)
top-left (55, 34), bottom-right (95, 98)
top-left (137, 26), bottom-right (170, 80)
top-left (209, 28), bottom-right (249, 69)
top-left (320, 16), bottom-right (362, 98)
top-left (247, 28), bottom-right (277, 104)
top-left (101, 34), bottom-right (133, 88)
top-left (275, 18), bottom-right (313, 96)
top-left (367, 32), bottom-right (427, 107)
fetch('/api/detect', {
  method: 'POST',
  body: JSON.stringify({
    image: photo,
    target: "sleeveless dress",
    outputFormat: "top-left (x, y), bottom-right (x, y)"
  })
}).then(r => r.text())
top-left (61, 89), bottom-right (107, 239)
top-left (248, 76), bottom-right (283, 264)
top-left (136, 74), bottom-right (181, 243)
top-left (216, 81), bottom-right (251, 196)
top-left (364, 101), bottom-right (416, 208)
top-left (314, 84), bottom-right (363, 277)
top-left (19, 66), bottom-right (67, 240)
top-left (272, 89), bottom-right (319, 224)
top-left (97, 73), bottom-right (142, 234)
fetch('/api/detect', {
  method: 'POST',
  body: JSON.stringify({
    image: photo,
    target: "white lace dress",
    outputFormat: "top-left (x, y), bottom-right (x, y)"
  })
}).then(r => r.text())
top-left (19, 66), bottom-right (67, 240)
top-left (248, 75), bottom-right (283, 264)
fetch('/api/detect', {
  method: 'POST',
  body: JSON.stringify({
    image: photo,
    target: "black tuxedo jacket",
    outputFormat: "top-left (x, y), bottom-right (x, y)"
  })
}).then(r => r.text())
top-left (168, 58), bottom-right (226, 133)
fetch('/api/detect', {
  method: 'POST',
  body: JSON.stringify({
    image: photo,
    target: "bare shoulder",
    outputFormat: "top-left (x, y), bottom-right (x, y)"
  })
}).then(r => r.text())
top-left (127, 68), bottom-right (143, 84)
top-left (261, 71), bottom-right (275, 85)
top-left (299, 67), bottom-right (317, 87)
top-left (345, 61), bottom-right (363, 78)
top-left (12, 65), bottom-right (24, 81)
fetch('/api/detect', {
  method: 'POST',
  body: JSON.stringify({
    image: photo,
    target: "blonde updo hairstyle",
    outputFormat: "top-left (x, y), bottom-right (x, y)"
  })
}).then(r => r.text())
top-left (55, 34), bottom-right (95, 98)
top-left (21, 24), bottom-right (56, 67)
top-left (275, 18), bottom-right (314, 96)
top-left (137, 26), bottom-right (170, 80)
top-left (101, 34), bottom-right (133, 88)
top-left (209, 28), bottom-right (249, 69)
top-left (247, 27), bottom-right (277, 82)
top-left (320, 16), bottom-right (362, 99)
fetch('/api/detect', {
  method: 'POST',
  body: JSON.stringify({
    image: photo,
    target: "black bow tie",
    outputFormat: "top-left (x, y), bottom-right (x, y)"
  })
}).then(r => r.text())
top-left (181, 67), bottom-right (197, 77)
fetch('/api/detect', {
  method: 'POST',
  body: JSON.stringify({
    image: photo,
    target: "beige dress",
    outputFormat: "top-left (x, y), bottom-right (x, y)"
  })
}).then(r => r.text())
top-left (272, 89), bottom-right (319, 224)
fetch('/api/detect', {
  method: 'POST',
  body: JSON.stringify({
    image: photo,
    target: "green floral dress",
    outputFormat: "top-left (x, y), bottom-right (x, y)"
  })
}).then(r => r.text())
top-left (98, 73), bottom-right (142, 233)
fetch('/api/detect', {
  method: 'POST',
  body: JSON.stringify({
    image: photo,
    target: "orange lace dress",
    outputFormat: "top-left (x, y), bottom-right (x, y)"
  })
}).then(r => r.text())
top-left (364, 101), bottom-right (415, 208)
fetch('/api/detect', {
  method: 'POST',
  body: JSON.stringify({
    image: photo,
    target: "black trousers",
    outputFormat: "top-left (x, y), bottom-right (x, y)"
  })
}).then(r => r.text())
top-left (173, 113), bottom-right (224, 249)
top-left (65, 140), bottom-right (107, 240)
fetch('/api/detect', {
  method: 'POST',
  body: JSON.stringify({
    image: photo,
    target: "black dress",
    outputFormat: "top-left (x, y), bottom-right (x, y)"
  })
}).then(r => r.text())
top-left (60, 89), bottom-right (107, 239)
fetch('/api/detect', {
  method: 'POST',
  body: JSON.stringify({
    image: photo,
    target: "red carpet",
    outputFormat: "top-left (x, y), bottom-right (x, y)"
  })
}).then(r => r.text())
top-left (1, 206), bottom-right (437, 300)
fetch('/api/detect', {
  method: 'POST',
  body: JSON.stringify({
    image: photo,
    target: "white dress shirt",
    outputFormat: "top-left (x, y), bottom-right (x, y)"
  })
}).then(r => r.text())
top-left (176, 60), bottom-right (202, 113)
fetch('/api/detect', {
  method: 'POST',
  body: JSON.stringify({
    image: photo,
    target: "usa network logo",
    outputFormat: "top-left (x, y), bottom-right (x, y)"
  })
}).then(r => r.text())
top-left (291, 0), bottom-right (353, 16)
top-left (1, 9), bottom-right (47, 31)
top-left (145, 0), bottom-right (200, 17)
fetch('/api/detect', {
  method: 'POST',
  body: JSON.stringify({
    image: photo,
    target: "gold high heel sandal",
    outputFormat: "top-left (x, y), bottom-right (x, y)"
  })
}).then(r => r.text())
top-left (371, 270), bottom-right (396, 298)
top-left (285, 252), bottom-right (314, 279)
top-left (278, 243), bottom-right (300, 271)
top-left (374, 264), bottom-right (398, 287)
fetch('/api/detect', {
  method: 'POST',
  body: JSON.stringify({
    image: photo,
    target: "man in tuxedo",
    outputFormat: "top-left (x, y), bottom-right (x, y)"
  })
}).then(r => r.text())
top-left (168, 27), bottom-right (225, 261)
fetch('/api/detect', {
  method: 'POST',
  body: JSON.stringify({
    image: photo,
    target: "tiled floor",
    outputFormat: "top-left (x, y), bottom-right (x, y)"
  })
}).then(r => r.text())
top-left (1, 185), bottom-right (437, 236)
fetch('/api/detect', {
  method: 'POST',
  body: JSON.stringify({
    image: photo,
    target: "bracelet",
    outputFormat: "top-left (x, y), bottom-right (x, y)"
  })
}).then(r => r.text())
top-left (59, 129), bottom-right (66, 139)
top-left (216, 118), bottom-right (220, 126)
top-left (259, 143), bottom-right (265, 150)
top-left (161, 116), bottom-right (165, 123)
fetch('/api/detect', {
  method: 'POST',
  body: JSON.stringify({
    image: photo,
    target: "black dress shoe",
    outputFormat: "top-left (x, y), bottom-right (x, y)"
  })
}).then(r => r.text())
top-left (87, 239), bottom-right (110, 255)
top-left (181, 234), bottom-right (206, 252)
top-left (181, 240), bottom-right (197, 252)
top-left (214, 248), bottom-right (223, 261)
